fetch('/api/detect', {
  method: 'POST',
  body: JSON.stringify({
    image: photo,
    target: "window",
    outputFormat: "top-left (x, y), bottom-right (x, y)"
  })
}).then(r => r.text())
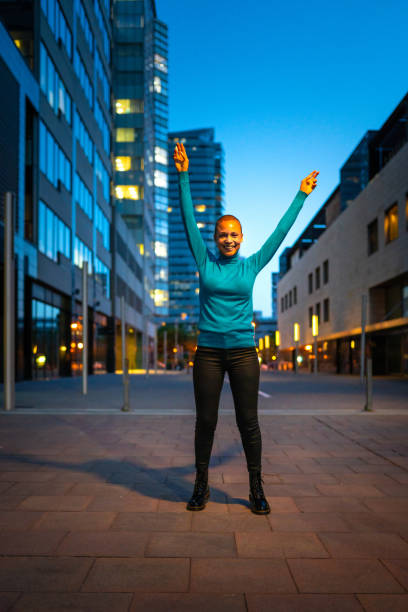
top-left (116, 128), bottom-right (135, 142)
top-left (115, 185), bottom-right (141, 200)
top-left (95, 204), bottom-right (110, 249)
top-left (74, 173), bottom-right (93, 219)
top-left (95, 152), bottom-right (110, 201)
top-left (39, 121), bottom-right (71, 191)
top-left (94, 48), bottom-right (109, 107)
top-left (38, 200), bottom-right (70, 261)
top-left (154, 53), bottom-right (167, 73)
top-left (115, 156), bottom-right (131, 171)
top-left (74, 111), bottom-right (93, 163)
top-left (384, 202), bottom-right (398, 244)
top-left (41, 0), bottom-right (72, 58)
top-left (367, 218), bottom-right (378, 255)
top-left (323, 298), bottom-right (330, 322)
top-left (315, 266), bottom-right (320, 290)
top-left (308, 306), bottom-right (313, 328)
top-left (289, 290), bottom-right (292, 307)
top-left (155, 146), bottom-right (168, 165)
top-left (323, 259), bottom-right (329, 284)
top-left (293, 286), bottom-right (297, 305)
top-left (94, 100), bottom-right (110, 155)
top-left (284, 294), bottom-right (288, 309)
top-left (281, 297), bottom-right (284, 313)
top-left (315, 302), bottom-right (320, 322)
top-left (40, 43), bottom-right (71, 124)
top-left (154, 169), bottom-right (168, 188)
top-left (94, 0), bottom-right (110, 61)
top-left (74, 236), bottom-right (93, 272)
top-left (95, 257), bottom-right (110, 297)
top-left (115, 99), bottom-right (144, 114)
top-left (308, 272), bottom-right (313, 294)
top-left (74, 50), bottom-right (93, 108)
top-left (78, 0), bottom-right (93, 53)
top-left (195, 204), bottom-right (206, 212)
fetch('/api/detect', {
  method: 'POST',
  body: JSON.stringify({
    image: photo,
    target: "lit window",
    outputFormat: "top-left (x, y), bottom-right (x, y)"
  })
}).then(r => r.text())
top-left (115, 156), bottom-right (131, 171)
top-left (155, 146), bottom-right (168, 165)
top-left (155, 241), bottom-right (168, 257)
top-left (154, 53), bottom-right (167, 73)
top-left (384, 203), bottom-right (398, 244)
top-left (167, 206), bottom-right (172, 212)
top-left (195, 204), bottom-right (206, 212)
top-left (154, 169), bottom-right (168, 188)
top-left (154, 289), bottom-right (168, 307)
top-left (195, 288), bottom-right (200, 294)
top-left (139, 244), bottom-right (144, 255)
top-left (197, 222), bottom-right (205, 229)
top-left (116, 128), bottom-right (135, 142)
top-left (115, 99), bottom-right (144, 114)
top-left (115, 185), bottom-right (140, 200)
top-left (153, 76), bottom-right (162, 93)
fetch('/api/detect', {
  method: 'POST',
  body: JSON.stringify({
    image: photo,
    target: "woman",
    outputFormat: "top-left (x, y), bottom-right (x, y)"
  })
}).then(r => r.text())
top-left (173, 142), bottom-right (318, 514)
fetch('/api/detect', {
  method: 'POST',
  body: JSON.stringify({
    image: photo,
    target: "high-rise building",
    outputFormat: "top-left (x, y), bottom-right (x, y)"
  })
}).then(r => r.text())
top-left (0, 0), bottom-right (114, 380)
top-left (167, 128), bottom-right (224, 324)
top-left (112, 0), bottom-right (169, 322)
top-left (271, 271), bottom-right (279, 321)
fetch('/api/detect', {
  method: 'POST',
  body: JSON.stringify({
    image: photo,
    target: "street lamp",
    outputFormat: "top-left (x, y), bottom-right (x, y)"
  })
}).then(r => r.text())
top-left (293, 322), bottom-right (300, 374)
top-left (275, 330), bottom-right (280, 370)
top-left (312, 314), bottom-right (319, 374)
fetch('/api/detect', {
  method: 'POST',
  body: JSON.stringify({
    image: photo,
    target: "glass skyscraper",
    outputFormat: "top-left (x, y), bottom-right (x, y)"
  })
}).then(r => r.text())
top-left (167, 128), bottom-right (224, 324)
top-left (112, 0), bottom-right (169, 320)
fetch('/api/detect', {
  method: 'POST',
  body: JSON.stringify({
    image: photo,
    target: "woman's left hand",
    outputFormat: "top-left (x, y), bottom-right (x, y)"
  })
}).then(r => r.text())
top-left (300, 170), bottom-right (319, 195)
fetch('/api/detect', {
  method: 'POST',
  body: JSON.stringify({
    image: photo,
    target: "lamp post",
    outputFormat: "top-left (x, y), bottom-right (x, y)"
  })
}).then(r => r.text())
top-left (275, 330), bottom-right (280, 370)
top-left (265, 334), bottom-right (270, 366)
top-left (294, 322), bottom-right (300, 374)
top-left (312, 314), bottom-right (318, 375)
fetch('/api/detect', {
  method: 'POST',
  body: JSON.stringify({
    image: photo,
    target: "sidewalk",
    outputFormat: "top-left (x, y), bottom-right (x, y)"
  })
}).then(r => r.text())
top-left (0, 392), bottom-right (408, 610)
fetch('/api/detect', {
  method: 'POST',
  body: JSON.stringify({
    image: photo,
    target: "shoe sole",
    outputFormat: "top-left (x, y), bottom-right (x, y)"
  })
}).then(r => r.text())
top-left (186, 491), bottom-right (210, 511)
top-left (249, 494), bottom-right (271, 514)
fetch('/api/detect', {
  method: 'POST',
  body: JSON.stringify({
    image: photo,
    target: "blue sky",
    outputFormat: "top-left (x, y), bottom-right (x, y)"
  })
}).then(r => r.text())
top-left (156, 0), bottom-right (407, 316)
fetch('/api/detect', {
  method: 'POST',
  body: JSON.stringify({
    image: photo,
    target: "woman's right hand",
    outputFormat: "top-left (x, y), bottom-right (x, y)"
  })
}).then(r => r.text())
top-left (173, 142), bottom-right (189, 172)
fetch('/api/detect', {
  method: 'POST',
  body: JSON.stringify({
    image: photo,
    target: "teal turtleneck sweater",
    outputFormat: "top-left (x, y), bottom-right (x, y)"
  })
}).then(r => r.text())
top-left (178, 170), bottom-right (308, 348)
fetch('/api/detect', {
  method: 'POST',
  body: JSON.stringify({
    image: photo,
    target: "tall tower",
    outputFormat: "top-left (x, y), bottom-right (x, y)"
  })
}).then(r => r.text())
top-left (167, 128), bottom-right (224, 324)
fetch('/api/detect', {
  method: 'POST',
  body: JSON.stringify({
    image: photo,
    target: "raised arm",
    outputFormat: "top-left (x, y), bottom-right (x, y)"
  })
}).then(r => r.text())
top-left (174, 142), bottom-right (207, 268)
top-left (248, 171), bottom-right (319, 274)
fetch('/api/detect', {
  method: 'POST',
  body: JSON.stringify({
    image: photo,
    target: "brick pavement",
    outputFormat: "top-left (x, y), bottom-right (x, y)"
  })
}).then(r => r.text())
top-left (0, 409), bottom-right (408, 610)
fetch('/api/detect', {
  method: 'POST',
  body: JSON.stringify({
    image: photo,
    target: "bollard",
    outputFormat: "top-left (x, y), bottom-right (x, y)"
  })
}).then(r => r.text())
top-left (122, 358), bottom-right (130, 412)
top-left (363, 356), bottom-right (373, 411)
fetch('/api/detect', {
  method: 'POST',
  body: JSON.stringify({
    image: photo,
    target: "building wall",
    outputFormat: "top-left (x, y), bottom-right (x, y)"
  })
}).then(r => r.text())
top-left (277, 139), bottom-right (408, 374)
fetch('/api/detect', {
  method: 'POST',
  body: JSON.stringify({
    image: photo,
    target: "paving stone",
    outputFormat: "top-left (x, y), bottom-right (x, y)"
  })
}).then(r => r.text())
top-left (288, 559), bottom-right (404, 593)
top-left (339, 513), bottom-right (406, 533)
top-left (82, 557), bottom-right (189, 592)
top-left (0, 510), bottom-right (44, 531)
top-left (0, 592), bottom-right (21, 610)
top-left (0, 471), bottom-right (57, 482)
top-left (112, 511), bottom-right (192, 531)
top-left (316, 484), bottom-right (384, 497)
top-left (190, 558), bottom-right (297, 592)
top-left (236, 531), bottom-right (329, 558)
top-left (382, 559), bottom-right (408, 589)
top-left (357, 594), bottom-right (408, 611)
top-left (0, 495), bottom-right (28, 510)
top-left (85, 495), bottom-right (158, 512)
top-left (192, 512), bottom-right (271, 532)
top-left (146, 531), bottom-right (236, 557)
top-left (228, 496), bottom-right (299, 514)
top-left (129, 593), bottom-right (246, 611)
top-left (246, 593), bottom-right (364, 611)
top-left (56, 530), bottom-right (148, 556)
top-left (294, 497), bottom-right (368, 513)
top-left (375, 484), bottom-right (408, 497)
top-left (2, 482), bottom-right (73, 496)
top-left (12, 592), bottom-right (133, 611)
top-left (33, 511), bottom-right (116, 531)
top-left (363, 499), bottom-right (408, 513)
top-left (158, 497), bottom-right (228, 513)
top-left (0, 556), bottom-right (93, 591)
top-left (268, 513), bottom-right (350, 532)
top-left (319, 532), bottom-right (408, 558)
top-left (18, 495), bottom-right (92, 511)
top-left (0, 530), bottom-right (66, 555)
top-left (277, 473), bottom-right (339, 484)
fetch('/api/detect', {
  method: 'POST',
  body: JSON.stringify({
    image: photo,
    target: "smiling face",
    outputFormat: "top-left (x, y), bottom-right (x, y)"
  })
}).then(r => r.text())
top-left (214, 216), bottom-right (243, 257)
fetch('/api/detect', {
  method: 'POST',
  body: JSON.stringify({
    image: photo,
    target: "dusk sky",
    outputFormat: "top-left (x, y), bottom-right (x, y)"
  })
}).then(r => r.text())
top-left (156, 0), bottom-right (407, 317)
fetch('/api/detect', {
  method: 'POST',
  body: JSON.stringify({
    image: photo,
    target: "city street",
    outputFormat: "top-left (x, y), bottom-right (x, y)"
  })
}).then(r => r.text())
top-left (0, 373), bottom-right (408, 610)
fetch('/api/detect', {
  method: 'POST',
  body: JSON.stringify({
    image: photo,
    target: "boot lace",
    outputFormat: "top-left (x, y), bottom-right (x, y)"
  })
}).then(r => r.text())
top-left (250, 473), bottom-right (265, 498)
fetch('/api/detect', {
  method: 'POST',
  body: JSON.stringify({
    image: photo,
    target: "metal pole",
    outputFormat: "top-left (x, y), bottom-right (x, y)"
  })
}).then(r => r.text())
top-left (154, 326), bottom-right (158, 374)
top-left (120, 296), bottom-right (126, 374)
top-left (122, 357), bottom-right (130, 411)
top-left (82, 261), bottom-right (88, 395)
top-left (364, 356), bottom-right (373, 411)
top-left (163, 329), bottom-right (167, 371)
top-left (174, 321), bottom-right (178, 369)
top-left (313, 336), bottom-right (318, 375)
top-left (294, 341), bottom-right (298, 374)
top-left (360, 294), bottom-right (367, 383)
top-left (3, 192), bottom-right (15, 411)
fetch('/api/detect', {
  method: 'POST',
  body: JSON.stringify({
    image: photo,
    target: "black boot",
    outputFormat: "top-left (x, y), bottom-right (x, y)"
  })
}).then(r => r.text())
top-left (186, 469), bottom-right (210, 511)
top-left (249, 470), bottom-right (270, 514)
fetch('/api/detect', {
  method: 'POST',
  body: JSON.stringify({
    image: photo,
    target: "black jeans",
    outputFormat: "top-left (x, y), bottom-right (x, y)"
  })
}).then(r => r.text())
top-left (192, 345), bottom-right (262, 473)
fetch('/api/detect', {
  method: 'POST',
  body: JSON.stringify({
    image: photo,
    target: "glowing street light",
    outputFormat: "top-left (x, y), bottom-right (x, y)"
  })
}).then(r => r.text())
top-left (312, 314), bottom-right (319, 374)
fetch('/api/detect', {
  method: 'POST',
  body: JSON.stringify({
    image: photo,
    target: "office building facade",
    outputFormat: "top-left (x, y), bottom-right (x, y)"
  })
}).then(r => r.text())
top-left (167, 128), bottom-right (224, 324)
top-left (277, 94), bottom-right (408, 375)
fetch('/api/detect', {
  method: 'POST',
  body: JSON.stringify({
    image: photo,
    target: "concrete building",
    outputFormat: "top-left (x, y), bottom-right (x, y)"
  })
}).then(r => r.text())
top-left (277, 93), bottom-right (408, 375)
top-left (167, 128), bottom-right (224, 324)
